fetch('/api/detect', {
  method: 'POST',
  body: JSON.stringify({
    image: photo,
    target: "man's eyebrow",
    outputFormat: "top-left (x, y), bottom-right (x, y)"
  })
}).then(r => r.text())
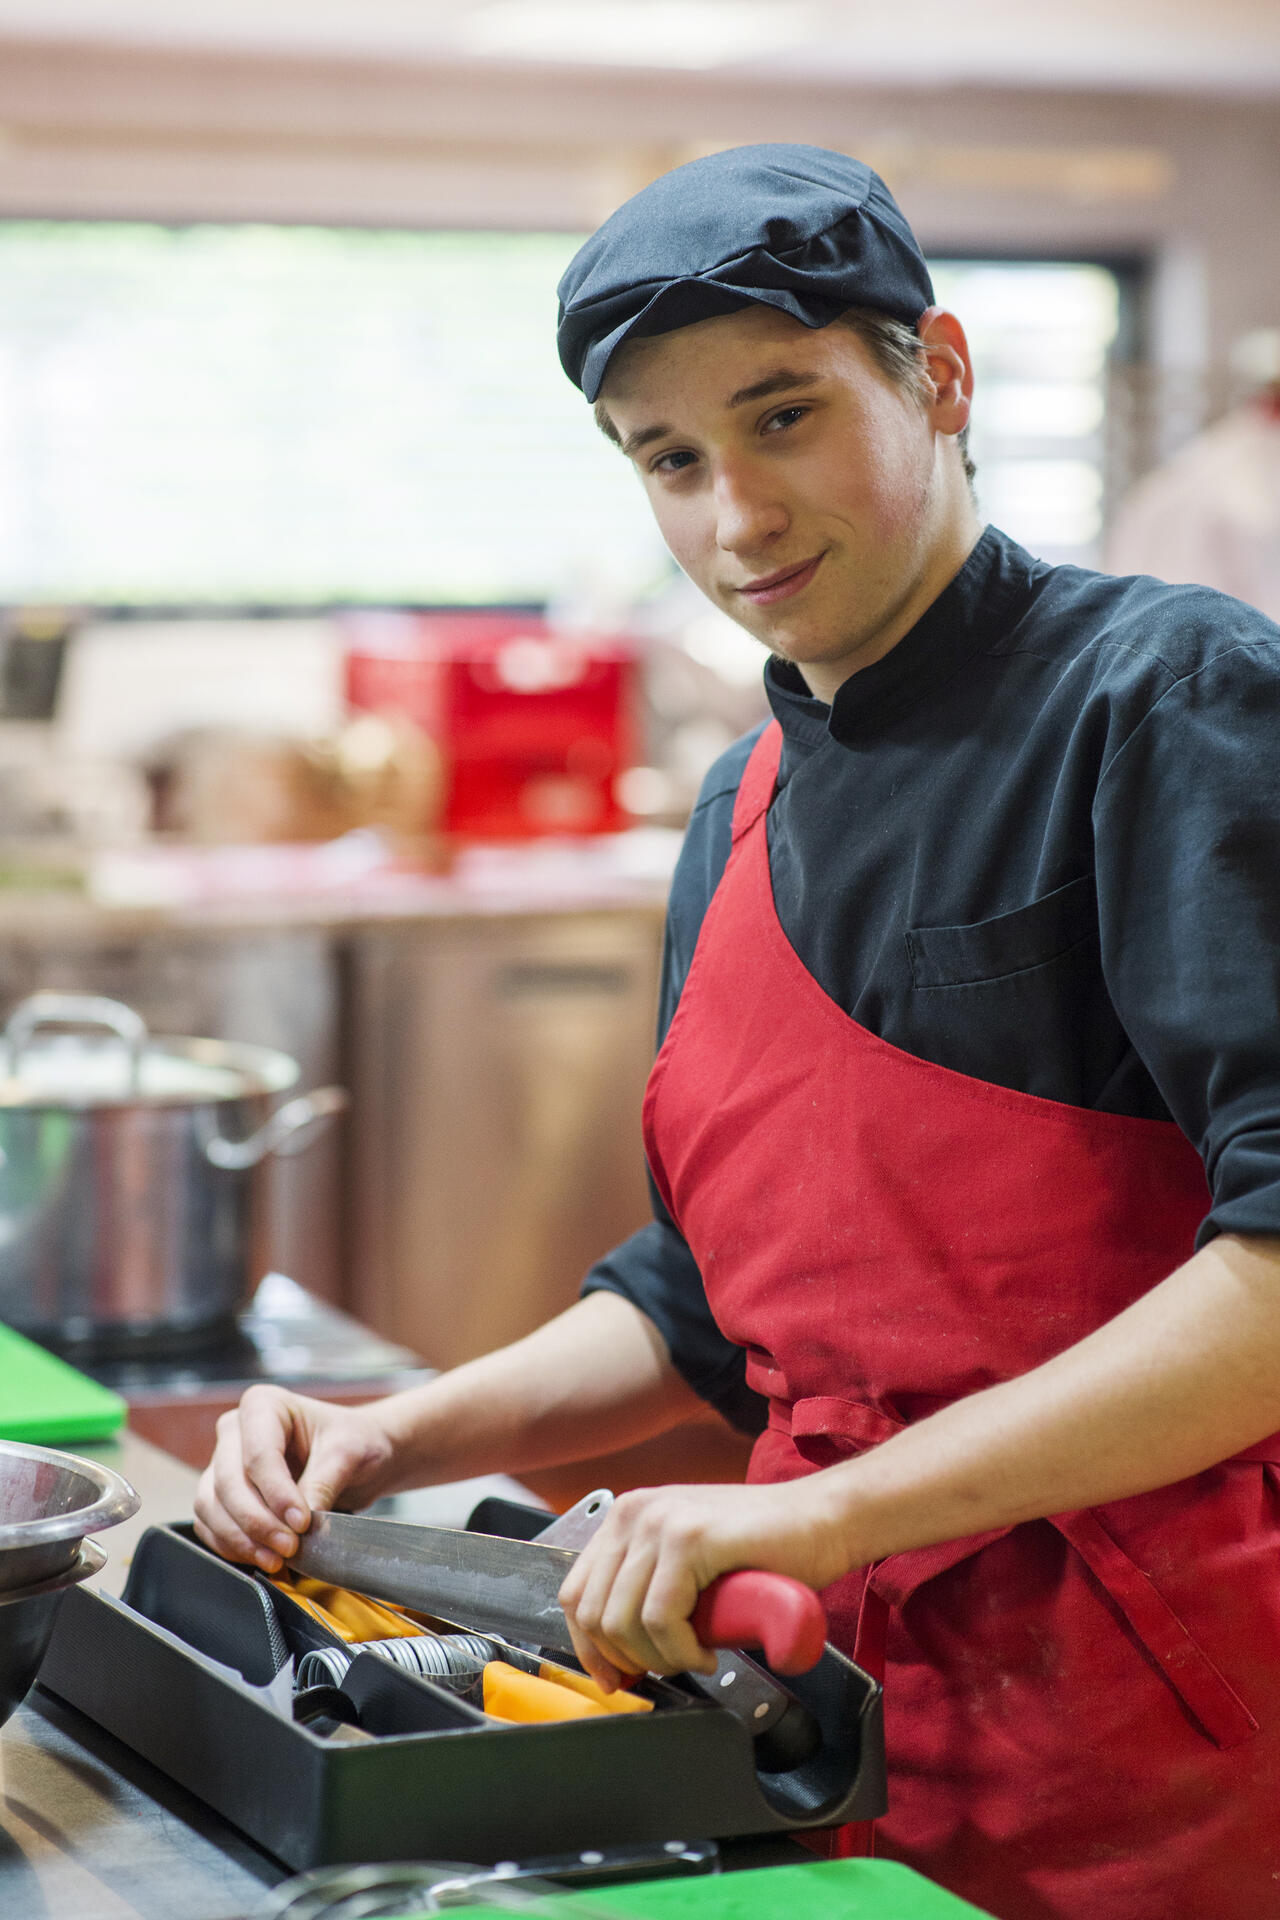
top-left (619, 420), bottom-right (675, 459)
top-left (727, 367), bottom-right (825, 408)
top-left (618, 368), bottom-right (825, 461)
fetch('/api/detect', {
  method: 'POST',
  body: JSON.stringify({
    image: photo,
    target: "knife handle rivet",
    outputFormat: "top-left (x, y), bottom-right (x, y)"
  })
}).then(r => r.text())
top-left (580, 1851), bottom-right (605, 1866)
top-left (719, 1670), bottom-right (737, 1686)
top-left (753, 1702), bottom-right (770, 1718)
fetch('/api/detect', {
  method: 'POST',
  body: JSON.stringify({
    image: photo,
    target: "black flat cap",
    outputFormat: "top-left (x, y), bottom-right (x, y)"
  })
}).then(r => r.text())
top-left (557, 143), bottom-right (935, 401)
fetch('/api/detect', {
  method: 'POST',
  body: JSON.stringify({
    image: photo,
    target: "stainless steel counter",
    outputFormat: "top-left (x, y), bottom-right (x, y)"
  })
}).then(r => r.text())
top-left (0, 1691), bottom-right (286, 1920)
top-left (0, 1430), bottom-right (285, 1920)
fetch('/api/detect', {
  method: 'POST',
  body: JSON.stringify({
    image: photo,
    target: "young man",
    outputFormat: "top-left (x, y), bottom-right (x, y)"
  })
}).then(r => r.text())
top-left (195, 147), bottom-right (1280, 1918)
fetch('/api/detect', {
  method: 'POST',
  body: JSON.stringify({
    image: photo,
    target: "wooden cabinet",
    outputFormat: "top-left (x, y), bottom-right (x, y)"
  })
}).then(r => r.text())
top-left (343, 908), bottom-right (665, 1368)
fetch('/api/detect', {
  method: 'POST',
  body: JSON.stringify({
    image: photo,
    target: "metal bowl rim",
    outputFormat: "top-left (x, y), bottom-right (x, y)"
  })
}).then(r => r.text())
top-left (0, 1535), bottom-right (106, 1605)
top-left (0, 1440), bottom-right (139, 1550)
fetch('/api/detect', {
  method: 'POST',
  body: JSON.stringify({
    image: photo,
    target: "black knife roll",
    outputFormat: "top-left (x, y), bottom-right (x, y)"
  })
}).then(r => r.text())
top-left (37, 1514), bottom-right (885, 1872)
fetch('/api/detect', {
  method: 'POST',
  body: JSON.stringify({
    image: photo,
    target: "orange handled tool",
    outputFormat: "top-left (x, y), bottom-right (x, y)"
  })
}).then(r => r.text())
top-left (691, 1570), bottom-right (827, 1674)
top-left (482, 1660), bottom-right (654, 1723)
top-left (483, 1661), bottom-right (610, 1723)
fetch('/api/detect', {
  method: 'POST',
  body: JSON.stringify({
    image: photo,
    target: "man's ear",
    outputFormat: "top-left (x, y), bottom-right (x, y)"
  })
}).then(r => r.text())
top-left (916, 307), bottom-right (974, 435)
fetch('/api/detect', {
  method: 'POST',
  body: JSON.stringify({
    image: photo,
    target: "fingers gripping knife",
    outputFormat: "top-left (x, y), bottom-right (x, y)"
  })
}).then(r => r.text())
top-left (533, 1491), bottom-right (824, 1768)
top-left (291, 1491), bottom-right (826, 1767)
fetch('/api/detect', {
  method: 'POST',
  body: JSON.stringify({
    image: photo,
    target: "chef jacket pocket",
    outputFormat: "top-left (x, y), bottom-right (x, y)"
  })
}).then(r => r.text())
top-left (906, 873), bottom-right (1096, 989)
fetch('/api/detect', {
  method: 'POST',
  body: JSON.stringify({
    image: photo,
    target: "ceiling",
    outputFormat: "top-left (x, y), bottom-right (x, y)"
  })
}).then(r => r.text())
top-left (0, 0), bottom-right (1278, 96)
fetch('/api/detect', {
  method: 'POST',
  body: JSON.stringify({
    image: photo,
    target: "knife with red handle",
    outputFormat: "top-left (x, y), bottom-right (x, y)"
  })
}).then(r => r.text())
top-left (531, 1485), bottom-right (827, 1676)
top-left (528, 1489), bottom-right (825, 1761)
top-left (291, 1500), bottom-right (828, 1764)
top-left (292, 1507), bottom-right (827, 1673)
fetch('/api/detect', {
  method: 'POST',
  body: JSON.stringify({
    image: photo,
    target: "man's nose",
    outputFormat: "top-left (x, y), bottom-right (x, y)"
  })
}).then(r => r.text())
top-left (713, 462), bottom-right (789, 554)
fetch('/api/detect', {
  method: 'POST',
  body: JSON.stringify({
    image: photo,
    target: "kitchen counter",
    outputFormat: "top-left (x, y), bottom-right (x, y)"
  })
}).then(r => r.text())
top-left (0, 1689), bottom-right (286, 1920)
top-left (0, 1429), bottom-right (286, 1920)
top-left (0, 1425), bottom-right (814, 1920)
top-left (0, 1426), bottom-right (556, 1920)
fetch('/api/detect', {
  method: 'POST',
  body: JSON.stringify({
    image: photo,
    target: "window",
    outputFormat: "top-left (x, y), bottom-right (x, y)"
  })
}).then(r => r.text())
top-left (0, 225), bottom-right (1130, 604)
top-left (0, 222), bottom-right (667, 606)
top-left (931, 258), bottom-right (1127, 567)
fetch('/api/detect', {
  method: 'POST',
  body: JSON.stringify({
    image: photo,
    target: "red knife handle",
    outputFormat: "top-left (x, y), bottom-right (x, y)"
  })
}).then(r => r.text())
top-left (690, 1571), bottom-right (827, 1674)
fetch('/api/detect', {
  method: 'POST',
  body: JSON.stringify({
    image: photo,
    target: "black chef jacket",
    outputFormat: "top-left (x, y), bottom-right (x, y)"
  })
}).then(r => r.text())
top-left (584, 525), bottom-right (1280, 1433)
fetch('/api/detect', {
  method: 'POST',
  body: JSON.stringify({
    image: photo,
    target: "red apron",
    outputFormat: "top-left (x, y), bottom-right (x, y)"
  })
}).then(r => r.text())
top-left (643, 721), bottom-right (1280, 1920)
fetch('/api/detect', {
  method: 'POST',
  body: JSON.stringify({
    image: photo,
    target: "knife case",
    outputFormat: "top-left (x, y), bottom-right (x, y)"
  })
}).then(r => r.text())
top-left (38, 1510), bottom-right (885, 1872)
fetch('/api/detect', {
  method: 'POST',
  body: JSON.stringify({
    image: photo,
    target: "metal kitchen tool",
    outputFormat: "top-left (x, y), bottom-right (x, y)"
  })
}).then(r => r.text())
top-left (255, 1861), bottom-right (627, 1916)
top-left (297, 1632), bottom-right (502, 1693)
top-left (256, 1842), bottom-right (718, 1915)
top-left (0, 1538), bottom-right (106, 1729)
top-left (0, 991), bottom-right (347, 1354)
top-left (294, 1513), bottom-right (611, 1656)
top-left (292, 1512), bottom-right (826, 1677)
top-left (0, 1437), bottom-right (139, 1591)
top-left (531, 1489), bottom-right (615, 1552)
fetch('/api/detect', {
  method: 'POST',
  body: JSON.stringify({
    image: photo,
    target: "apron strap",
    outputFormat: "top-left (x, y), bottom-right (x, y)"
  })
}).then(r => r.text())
top-left (730, 722), bottom-right (784, 844)
top-left (1050, 1507), bottom-right (1258, 1749)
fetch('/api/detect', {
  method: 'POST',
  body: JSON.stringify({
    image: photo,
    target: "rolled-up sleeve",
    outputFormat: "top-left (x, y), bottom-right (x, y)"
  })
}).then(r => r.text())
top-left (1094, 628), bottom-right (1280, 1245)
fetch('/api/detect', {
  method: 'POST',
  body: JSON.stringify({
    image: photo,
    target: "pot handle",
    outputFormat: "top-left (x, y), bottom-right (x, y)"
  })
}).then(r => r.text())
top-left (4, 991), bottom-right (148, 1090)
top-left (203, 1086), bottom-right (349, 1171)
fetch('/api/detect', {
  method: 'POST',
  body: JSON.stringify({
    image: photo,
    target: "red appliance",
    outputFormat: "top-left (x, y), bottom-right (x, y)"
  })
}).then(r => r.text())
top-left (344, 611), bottom-right (638, 839)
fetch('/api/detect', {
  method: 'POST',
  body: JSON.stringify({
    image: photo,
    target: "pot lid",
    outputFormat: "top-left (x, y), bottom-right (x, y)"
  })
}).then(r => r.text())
top-left (0, 1039), bottom-right (253, 1107)
top-left (0, 993), bottom-right (298, 1109)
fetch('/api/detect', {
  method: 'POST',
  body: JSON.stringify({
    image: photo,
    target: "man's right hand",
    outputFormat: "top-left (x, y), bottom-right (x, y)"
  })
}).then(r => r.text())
top-left (192, 1385), bottom-right (398, 1571)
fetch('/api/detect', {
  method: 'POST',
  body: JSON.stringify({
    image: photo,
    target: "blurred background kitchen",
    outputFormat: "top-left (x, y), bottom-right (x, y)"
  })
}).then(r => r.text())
top-left (1, 0), bottom-right (1277, 1484)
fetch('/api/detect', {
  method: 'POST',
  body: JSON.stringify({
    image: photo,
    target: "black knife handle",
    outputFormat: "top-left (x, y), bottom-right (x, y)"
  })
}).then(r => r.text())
top-left (687, 1653), bottom-right (822, 1770)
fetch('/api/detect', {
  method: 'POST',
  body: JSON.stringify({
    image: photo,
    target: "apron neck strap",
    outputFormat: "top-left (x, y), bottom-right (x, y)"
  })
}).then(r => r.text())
top-left (731, 721), bottom-right (784, 843)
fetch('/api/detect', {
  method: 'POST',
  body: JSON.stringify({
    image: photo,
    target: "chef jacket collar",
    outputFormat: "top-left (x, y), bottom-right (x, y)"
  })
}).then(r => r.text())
top-left (763, 525), bottom-right (1032, 749)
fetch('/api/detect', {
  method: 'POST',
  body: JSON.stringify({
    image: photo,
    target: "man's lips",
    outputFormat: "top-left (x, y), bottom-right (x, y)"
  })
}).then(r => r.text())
top-left (734, 553), bottom-right (824, 606)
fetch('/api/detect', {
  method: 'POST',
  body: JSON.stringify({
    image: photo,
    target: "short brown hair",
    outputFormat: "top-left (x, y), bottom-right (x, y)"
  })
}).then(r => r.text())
top-left (836, 307), bottom-right (977, 490)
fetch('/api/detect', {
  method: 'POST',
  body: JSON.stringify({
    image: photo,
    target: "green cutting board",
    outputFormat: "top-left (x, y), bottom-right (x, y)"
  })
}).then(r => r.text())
top-left (448, 1860), bottom-right (992, 1918)
top-left (0, 1320), bottom-right (127, 1445)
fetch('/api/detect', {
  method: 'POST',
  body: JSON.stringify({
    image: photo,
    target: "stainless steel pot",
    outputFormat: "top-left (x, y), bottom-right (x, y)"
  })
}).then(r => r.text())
top-left (0, 992), bottom-right (347, 1353)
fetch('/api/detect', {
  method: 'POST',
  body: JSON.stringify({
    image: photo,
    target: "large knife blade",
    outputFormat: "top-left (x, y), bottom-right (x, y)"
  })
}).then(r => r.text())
top-left (293, 1505), bottom-right (825, 1768)
top-left (291, 1508), bottom-right (826, 1674)
top-left (295, 1511), bottom-right (581, 1655)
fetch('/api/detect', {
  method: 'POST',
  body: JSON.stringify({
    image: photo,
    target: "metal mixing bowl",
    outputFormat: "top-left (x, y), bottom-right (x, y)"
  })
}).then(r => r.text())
top-left (0, 1538), bottom-right (105, 1728)
top-left (0, 1438), bottom-right (139, 1592)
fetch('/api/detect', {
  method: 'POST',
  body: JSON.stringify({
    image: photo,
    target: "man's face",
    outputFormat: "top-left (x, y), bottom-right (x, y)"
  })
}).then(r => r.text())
top-left (598, 304), bottom-right (975, 701)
